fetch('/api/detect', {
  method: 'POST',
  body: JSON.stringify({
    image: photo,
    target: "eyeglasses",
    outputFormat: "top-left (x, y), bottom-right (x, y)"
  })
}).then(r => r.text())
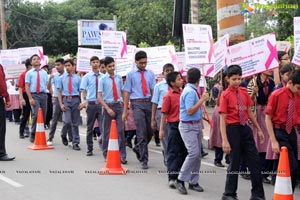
top-left (138, 61), bottom-right (147, 65)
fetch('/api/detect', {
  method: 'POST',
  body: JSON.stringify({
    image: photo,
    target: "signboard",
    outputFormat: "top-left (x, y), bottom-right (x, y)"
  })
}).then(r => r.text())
top-left (77, 20), bottom-right (116, 46)
top-left (101, 31), bottom-right (127, 59)
top-left (115, 45), bottom-right (136, 76)
top-left (76, 47), bottom-right (104, 72)
top-left (18, 46), bottom-right (45, 63)
top-left (276, 41), bottom-right (291, 52)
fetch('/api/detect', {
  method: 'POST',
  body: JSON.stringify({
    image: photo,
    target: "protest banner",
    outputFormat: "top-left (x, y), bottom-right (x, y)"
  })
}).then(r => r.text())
top-left (137, 45), bottom-right (178, 75)
top-left (18, 46), bottom-right (45, 65)
top-left (3, 64), bottom-right (25, 79)
top-left (227, 33), bottom-right (279, 77)
top-left (182, 24), bottom-right (215, 65)
top-left (276, 41), bottom-right (291, 52)
top-left (78, 20), bottom-right (116, 46)
top-left (292, 17), bottom-right (300, 66)
top-left (76, 47), bottom-right (103, 72)
top-left (0, 49), bottom-right (21, 67)
top-left (115, 45), bottom-right (136, 76)
top-left (101, 31), bottom-right (127, 59)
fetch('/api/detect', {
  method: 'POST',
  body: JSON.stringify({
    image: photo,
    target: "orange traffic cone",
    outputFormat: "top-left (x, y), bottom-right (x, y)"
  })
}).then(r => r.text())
top-left (100, 120), bottom-right (127, 175)
top-left (273, 146), bottom-right (293, 200)
top-left (28, 108), bottom-right (54, 150)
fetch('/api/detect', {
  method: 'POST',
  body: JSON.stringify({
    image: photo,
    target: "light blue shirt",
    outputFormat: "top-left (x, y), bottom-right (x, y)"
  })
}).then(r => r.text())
top-left (180, 83), bottom-right (202, 121)
top-left (122, 67), bottom-right (156, 99)
top-left (57, 73), bottom-right (81, 96)
top-left (151, 79), bottom-right (169, 108)
top-left (98, 74), bottom-right (123, 104)
top-left (80, 71), bottom-right (102, 101)
top-left (25, 68), bottom-right (49, 93)
top-left (51, 72), bottom-right (64, 97)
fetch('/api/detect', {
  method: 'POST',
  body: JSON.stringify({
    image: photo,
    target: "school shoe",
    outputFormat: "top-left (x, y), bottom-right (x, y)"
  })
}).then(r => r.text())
top-left (61, 136), bottom-right (68, 146)
top-left (141, 163), bottom-right (148, 169)
top-left (175, 180), bottom-right (187, 195)
top-left (188, 183), bottom-right (204, 192)
top-left (72, 144), bottom-right (81, 151)
top-left (133, 147), bottom-right (140, 161)
top-left (86, 150), bottom-right (93, 156)
top-left (240, 174), bottom-right (251, 180)
top-left (29, 134), bottom-right (35, 143)
top-left (221, 195), bottom-right (239, 200)
top-left (262, 177), bottom-right (271, 184)
top-left (214, 162), bottom-right (225, 168)
top-left (0, 154), bottom-right (15, 161)
top-left (47, 139), bottom-right (53, 146)
top-left (121, 158), bottom-right (128, 164)
top-left (249, 197), bottom-right (265, 200)
top-left (19, 134), bottom-right (25, 139)
top-left (201, 152), bottom-right (208, 158)
top-left (168, 179), bottom-right (176, 189)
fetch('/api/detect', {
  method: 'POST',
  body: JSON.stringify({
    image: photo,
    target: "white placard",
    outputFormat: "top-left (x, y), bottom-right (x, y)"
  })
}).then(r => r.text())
top-left (101, 31), bottom-right (127, 59)
top-left (3, 64), bottom-right (26, 79)
top-left (115, 45), bottom-right (136, 76)
top-left (182, 24), bottom-right (215, 65)
top-left (227, 33), bottom-right (279, 77)
top-left (18, 46), bottom-right (45, 64)
top-left (76, 47), bottom-right (104, 72)
top-left (0, 49), bottom-right (21, 67)
top-left (276, 41), bottom-right (291, 52)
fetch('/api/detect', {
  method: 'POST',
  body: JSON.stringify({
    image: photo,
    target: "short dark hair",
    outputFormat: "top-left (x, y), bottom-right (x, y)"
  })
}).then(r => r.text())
top-left (25, 58), bottom-right (31, 69)
top-left (64, 59), bottom-right (74, 66)
top-left (90, 56), bottom-right (100, 62)
top-left (163, 63), bottom-right (174, 72)
top-left (277, 51), bottom-right (287, 60)
top-left (104, 56), bottom-right (115, 66)
top-left (227, 65), bottom-right (242, 77)
top-left (288, 71), bottom-right (300, 85)
top-left (30, 54), bottom-right (40, 63)
top-left (166, 71), bottom-right (181, 87)
top-left (100, 58), bottom-right (105, 65)
top-left (135, 51), bottom-right (147, 61)
top-left (55, 58), bottom-right (64, 64)
top-left (187, 68), bottom-right (201, 84)
top-left (280, 64), bottom-right (294, 75)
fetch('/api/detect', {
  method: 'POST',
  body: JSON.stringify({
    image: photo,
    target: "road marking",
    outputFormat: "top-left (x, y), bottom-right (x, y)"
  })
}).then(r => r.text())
top-left (0, 174), bottom-right (23, 188)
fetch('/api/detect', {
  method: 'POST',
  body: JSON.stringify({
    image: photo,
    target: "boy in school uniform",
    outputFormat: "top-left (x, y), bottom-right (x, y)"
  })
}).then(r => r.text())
top-left (122, 51), bottom-right (156, 169)
top-left (219, 65), bottom-right (265, 200)
top-left (265, 71), bottom-right (300, 192)
top-left (175, 68), bottom-right (209, 195)
top-left (57, 59), bottom-right (82, 151)
top-left (159, 71), bottom-right (187, 189)
top-left (80, 56), bottom-right (103, 156)
top-left (97, 56), bottom-right (127, 164)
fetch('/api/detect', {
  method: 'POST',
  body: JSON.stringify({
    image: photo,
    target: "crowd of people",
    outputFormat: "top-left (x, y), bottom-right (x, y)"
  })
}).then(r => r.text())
top-left (1, 50), bottom-right (300, 200)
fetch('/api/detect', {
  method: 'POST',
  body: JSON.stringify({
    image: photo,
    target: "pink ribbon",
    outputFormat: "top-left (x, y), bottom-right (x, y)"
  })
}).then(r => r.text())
top-left (39, 49), bottom-right (44, 60)
top-left (120, 36), bottom-right (127, 58)
top-left (208, 31), bottom-right (214, 63)
top-left (206, 64), bottom-right (214, 76)
top-left (265, 40), bottom-right (278, 70)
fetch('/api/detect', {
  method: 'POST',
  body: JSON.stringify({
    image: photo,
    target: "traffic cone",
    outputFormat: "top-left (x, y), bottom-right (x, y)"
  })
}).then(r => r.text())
top-left (28, 108), bottom-right (54, 150)
top-left (100, 120), bottom-right (127, 175)
top-left (273, 146), bottom-right (293, 200)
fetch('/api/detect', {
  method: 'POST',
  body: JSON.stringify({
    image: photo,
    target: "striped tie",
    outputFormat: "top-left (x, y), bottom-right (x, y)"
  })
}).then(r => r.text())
top-left (237, 90), bottom-right (246, 126)
top-left (286, 98), bottom-right (294, 134)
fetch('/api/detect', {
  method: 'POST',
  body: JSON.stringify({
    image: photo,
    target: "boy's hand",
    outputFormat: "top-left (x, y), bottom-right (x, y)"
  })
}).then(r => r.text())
top-left (222, 140), bottom-right (231, 154)
top-left (271, 140), bottom-right (280, 154)
top-left (201, 92), bottom-right (209, 101)
top-left (257, 130), bottom-right (265, 144)
top-left (159, 129), bottom-right (164, 140)
top-left (151, 119), bottom-right (157, 130)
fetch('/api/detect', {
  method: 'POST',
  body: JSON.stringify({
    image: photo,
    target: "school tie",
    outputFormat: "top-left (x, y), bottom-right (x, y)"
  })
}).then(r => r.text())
top-left (95, 74), bottom-right (98, 99)
top-left (140, 71), bottom-right (148, 96)
top-left (36, 69), bottom-right (40, 94)
top-left (68, 74), bottom-right (72, 94)
top-left (286, 98), bottom-right (294, 134)
top-left (110, 76), bottom-right (118, 101)
top-left (237, 89), bottom-right (246, 126)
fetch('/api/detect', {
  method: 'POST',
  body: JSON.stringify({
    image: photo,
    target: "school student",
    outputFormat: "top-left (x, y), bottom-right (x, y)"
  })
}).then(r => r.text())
top-left (219, 65), bottom-right (265, 200)
top-left (265, 71), bottom-right (300, 192)
top-left (159, 71), bottom-right (187, 189)
top-left (122, 51), bottom-right (156, 169)
top-left (80, 56), bottom-right (103, 156)
top-left (175, 68), bottom-right (209, 195)
top-left (57, 59), bottom-right (82, 150)
top-left (98, 56), bottom-right (127, 164)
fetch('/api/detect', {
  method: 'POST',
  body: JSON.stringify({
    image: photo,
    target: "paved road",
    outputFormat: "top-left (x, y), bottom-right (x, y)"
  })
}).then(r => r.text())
top-left (1, 120), bottom-right (299, 200)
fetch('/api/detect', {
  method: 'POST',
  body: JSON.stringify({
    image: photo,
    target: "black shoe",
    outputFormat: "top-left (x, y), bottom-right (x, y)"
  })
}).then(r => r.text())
top-left (0, 154), bottom-right (15, 161)
top-left (240, 174), bottom-right (251, 180)
top-left (86, 150), bottom-right (93, 156)
top-left (188, 183), bottom-right (204, 192)
top-left (61, 136), bottom-right (68, 146)
top-left (29, 135), bottom-right (35, 143)
top-left (141, 163), bottom-right (148, 169)
top-left (201, 152), bottom-right (208, 158)
top-left (133, 147), bottom-right (140, 161)
top-left (72, 144), bottom-right (81, 151)
top-left (19, 134), bottom-right (25, 139)
top-left (221, 195), bottom-right (239, 200)
top-left (214, 162), bottom-right (225, 168)
top-left (262, 177), bottom-right (271, 184)
top-left (168, 179), bottom-right (176, 189)
top-left (175, 180), bottom-right (187, 195)
top-left (156, 143), bottom-right (161, 147)
top-left (121, 158), bottom-right (128, 164)
top-left (249, 197), bottom-right (265, 200)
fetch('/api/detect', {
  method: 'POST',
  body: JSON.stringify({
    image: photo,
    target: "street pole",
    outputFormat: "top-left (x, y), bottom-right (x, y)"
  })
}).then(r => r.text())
top-left (0, 0), bottom-right (7, 49)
